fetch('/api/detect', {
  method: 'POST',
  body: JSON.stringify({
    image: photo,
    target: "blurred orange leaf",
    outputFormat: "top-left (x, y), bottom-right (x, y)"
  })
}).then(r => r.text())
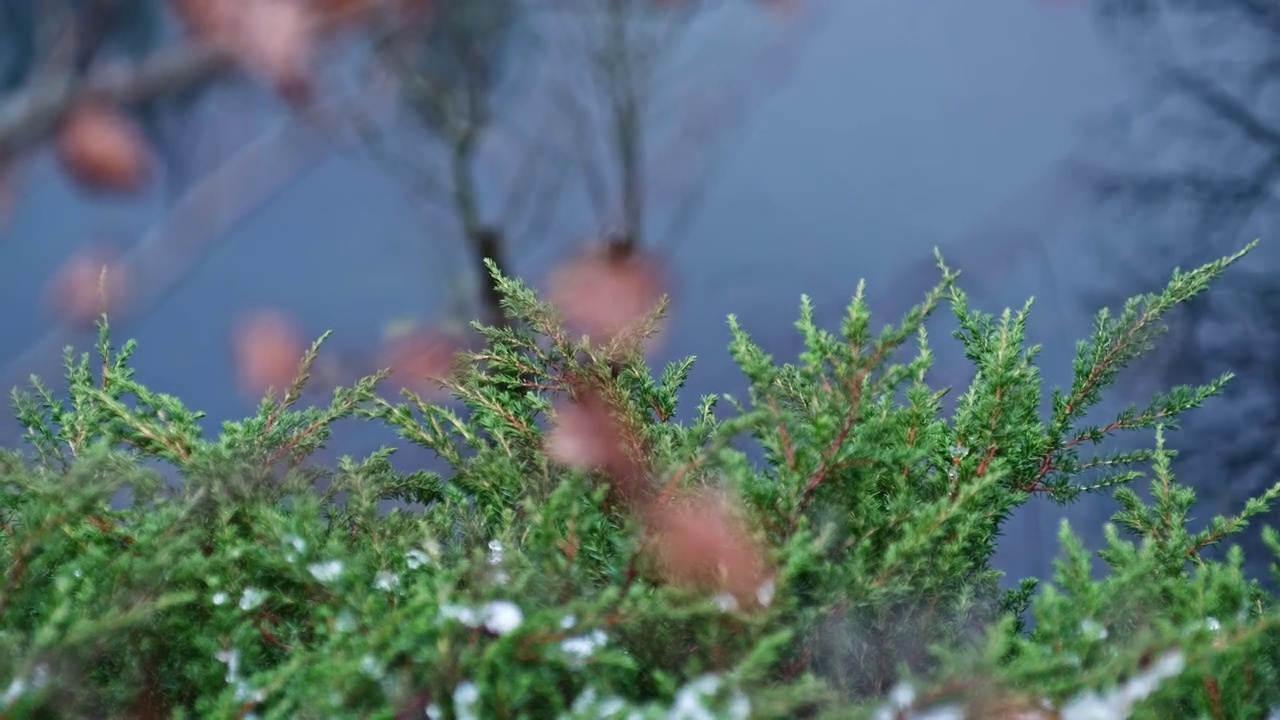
top-left (174, 0), bottom-right (318, 103)
top-left (548, 243), bottom-right (669, 348)
top-left (546, 390), bottom-right (623, 470)
top-left (236, 0), bottom-right (318, 104)
top-left (377, 325), bottom-right (467, 400)
top-left (232, 308), bottom-right (306, 399)
top-left (56, 102), bottom-right (152, 195)
top-left (646, 491), bottom-right (772, 608)
top-left (43, 244), bottom-right (133, 327)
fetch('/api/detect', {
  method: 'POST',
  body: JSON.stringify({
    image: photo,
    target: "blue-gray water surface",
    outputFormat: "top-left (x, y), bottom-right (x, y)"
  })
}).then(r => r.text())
top-left (6, 0), bottom-right (1261, 590)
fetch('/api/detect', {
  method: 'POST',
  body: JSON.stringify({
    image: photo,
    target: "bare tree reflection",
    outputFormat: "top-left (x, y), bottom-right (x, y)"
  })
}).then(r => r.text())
top-left (1069, 0), bottom-right (1280, 581)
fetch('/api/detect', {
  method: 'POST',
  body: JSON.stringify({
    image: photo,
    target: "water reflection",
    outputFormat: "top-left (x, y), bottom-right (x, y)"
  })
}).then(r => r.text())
top-left (6, 0), bottom-right (1263, 591)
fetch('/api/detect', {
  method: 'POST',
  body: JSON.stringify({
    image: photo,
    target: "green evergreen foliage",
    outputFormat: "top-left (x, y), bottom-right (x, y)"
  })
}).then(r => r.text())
top-left (2, 243), bottom-right (1278, 719)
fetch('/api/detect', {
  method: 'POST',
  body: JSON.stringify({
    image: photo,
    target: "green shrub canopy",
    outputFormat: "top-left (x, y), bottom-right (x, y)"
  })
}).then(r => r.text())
top-left (2, 244), bottom-right (1278, 719)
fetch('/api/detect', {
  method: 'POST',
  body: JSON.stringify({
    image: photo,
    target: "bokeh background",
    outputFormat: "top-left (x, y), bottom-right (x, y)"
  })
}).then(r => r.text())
top-left (2, 0), bottom-right (1274, 589)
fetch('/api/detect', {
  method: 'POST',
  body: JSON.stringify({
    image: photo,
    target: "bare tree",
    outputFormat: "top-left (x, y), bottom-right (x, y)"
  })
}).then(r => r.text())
top-left (345, 0), bottom-right (817, 337)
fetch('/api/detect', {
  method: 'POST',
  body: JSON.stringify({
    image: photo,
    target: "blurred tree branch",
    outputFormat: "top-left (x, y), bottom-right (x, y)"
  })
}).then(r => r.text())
top-left (0, 39), bottom-right (230, 158)
top-left (1163, 65), bottom-right (1280, 153)
top-left (546, 0), bottom-right (700, 252)
top-left (0, 0), bottom-right (384, 161)
top-left (359, 0), bottom-right (525, 328)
